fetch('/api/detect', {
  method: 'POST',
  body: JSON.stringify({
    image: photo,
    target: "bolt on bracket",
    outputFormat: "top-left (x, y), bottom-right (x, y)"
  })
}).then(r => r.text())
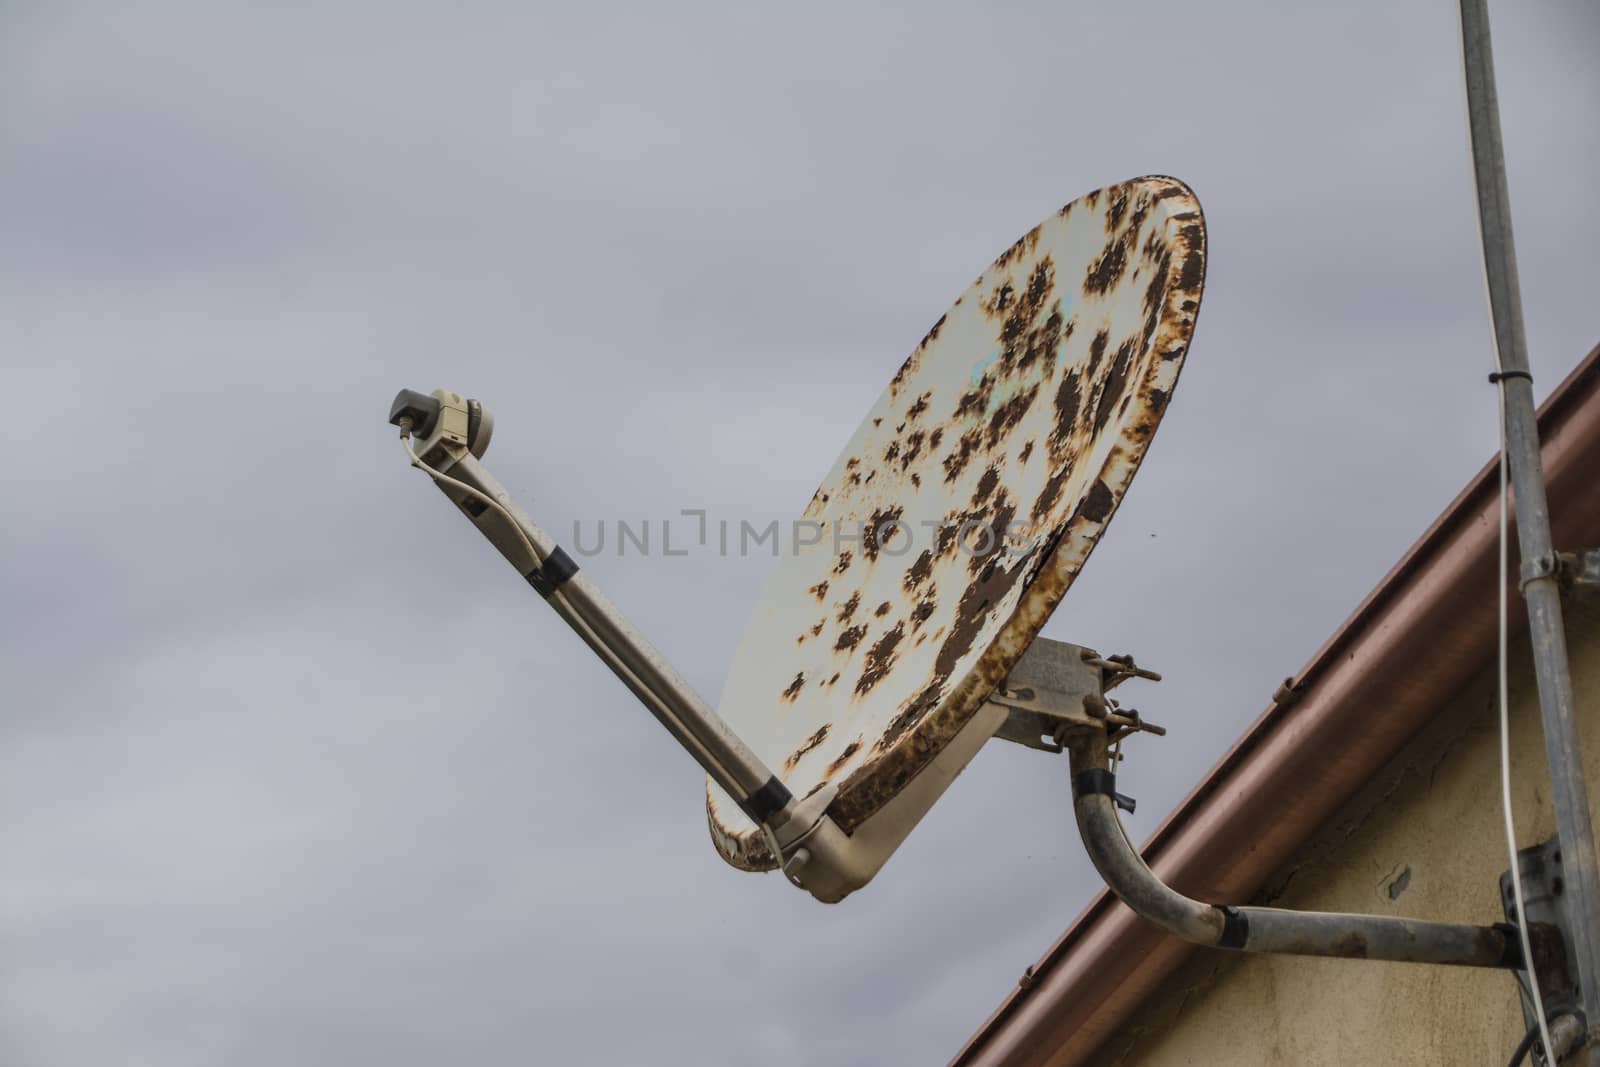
top-left (1557, 547), bottom-right (1600, 603)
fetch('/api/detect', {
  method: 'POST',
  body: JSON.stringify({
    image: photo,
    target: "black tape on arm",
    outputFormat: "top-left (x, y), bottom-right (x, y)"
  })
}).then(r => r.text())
top-left (741, 776), bottom-right (792, 826)
top-left (1072, 768), bottom-right (1137, 814)
top-left (525, 546), bottom-right (580, 598)
top-left (1218, 905), bottom-right (1250, 949)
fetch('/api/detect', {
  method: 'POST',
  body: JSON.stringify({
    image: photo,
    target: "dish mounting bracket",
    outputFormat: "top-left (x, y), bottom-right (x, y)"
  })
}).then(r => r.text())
top-left (987, 637), bottom-right (1165, 754)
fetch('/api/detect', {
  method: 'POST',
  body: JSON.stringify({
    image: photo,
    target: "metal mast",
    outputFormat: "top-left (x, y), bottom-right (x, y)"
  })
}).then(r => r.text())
top-left (1458, 1), bottom-right (1600, 1057)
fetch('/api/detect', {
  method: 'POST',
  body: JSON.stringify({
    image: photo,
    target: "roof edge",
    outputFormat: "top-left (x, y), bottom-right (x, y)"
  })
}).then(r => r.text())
top-left (954, 341), bottom-right (1600, 1067)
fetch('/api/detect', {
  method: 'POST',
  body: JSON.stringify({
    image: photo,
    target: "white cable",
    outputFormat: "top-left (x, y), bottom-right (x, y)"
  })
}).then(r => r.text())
top-left (399, 432), bottom-right (548, 568)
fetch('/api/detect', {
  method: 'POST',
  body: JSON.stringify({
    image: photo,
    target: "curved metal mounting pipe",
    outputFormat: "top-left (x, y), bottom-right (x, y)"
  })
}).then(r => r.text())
top-left (1065, 736), bottom-right (1526, 970)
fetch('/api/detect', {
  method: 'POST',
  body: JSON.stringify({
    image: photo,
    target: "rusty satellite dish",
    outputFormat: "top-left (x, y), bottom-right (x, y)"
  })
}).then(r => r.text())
top-left (708, 175), bottom-right (1205, 877)
top-left (389, 174), bottom-right (1205, 903)
top-left (393, 148), bottom-right (1564, 1021)
top-left (395, 157), bottom-right (1559, 1002)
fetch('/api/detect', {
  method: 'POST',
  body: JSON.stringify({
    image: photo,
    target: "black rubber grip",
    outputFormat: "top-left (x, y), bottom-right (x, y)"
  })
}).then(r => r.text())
top-left (1218, 905), bottom-right (1250, 949)
top-left (741, 776), bottom-right (792, 825)
top-left (1073, 768), bottom-right (1116, 799)
top-left (1073, 768), bottom-right (1137, 814)
top-left (525, 546), bottom-right (579, 598)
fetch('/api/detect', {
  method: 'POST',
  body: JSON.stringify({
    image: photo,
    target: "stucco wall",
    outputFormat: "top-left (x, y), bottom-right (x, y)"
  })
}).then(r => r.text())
top-left (1098, 597), bottom-right (1600, 1066)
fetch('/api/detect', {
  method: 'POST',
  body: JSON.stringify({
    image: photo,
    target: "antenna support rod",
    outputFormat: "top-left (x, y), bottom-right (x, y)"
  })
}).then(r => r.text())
top-left (1064, 735), bottom-right (1553, 972)
top-left (1460, 0), bottom-right (1600, 1052)
top-left (388, 389), bottom-right (799, 840)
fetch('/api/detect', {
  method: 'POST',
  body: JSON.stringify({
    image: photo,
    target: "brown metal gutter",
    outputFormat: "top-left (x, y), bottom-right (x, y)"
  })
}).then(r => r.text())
top-left (953, 342), bottom-right (1600, 1067)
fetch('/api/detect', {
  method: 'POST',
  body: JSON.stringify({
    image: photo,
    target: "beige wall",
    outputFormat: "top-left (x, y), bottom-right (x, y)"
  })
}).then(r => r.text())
top-left (1098, 598), bottom-right (1600, 1066)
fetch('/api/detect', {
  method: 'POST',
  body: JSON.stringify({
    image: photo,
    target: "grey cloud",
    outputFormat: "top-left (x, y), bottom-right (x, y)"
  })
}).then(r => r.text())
top-left (3, 3), bottom-right (1597, 1065)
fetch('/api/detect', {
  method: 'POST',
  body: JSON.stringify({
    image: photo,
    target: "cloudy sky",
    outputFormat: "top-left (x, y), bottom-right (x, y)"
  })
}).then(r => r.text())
top-left (3, 3), bottom-right (1597, 1065)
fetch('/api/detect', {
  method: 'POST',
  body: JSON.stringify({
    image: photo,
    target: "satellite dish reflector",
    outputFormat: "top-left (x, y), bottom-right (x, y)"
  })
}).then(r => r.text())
top-left (390, 175), bottom-right (1205, 902)
top-left (390, 183), bottom-right (1537, 983)
top-left (708, 176), bottom-right (1206, 876)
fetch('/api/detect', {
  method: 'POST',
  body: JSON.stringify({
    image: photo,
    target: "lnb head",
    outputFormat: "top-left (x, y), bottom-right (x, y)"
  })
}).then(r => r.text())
top-left (389, 387), bottom-right (493, 459)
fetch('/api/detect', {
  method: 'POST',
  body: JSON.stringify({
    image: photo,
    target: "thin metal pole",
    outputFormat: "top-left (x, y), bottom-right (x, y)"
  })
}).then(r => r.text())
top-left (1459, 0), bottom-right (1600, 1053)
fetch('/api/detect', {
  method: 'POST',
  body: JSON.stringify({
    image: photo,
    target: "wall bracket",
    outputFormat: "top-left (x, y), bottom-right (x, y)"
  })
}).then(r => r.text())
top-left (1503, 836), bottom-right (1589, 1063)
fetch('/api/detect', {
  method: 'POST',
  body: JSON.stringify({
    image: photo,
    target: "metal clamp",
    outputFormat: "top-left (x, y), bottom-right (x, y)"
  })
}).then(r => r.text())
top-left (988, 638), bottom-right (1165, 753)
top-left (1073, 767), bottom-right (1137, 814)
top-left (1521, 552), bottom-right (1562, 592)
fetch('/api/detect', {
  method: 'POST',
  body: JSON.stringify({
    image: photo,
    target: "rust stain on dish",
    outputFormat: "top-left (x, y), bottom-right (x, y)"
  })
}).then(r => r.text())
top-left (708, 176), bottom-right (1206, 870)
top-left (835, 624), bottom-right (867, 652)
top-left (854, 622), bottom-right (905, 696)
top-left (783, 723), bottom-right (830, 771)
top-left (825, 740), bottom-right (863, 779)
top-left (836, 591), bottom-right (860, 624)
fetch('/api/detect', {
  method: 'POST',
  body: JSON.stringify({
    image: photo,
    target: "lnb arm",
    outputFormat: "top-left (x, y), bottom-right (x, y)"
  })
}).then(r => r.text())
top-left (387, 388), bottom-right (796, 836)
